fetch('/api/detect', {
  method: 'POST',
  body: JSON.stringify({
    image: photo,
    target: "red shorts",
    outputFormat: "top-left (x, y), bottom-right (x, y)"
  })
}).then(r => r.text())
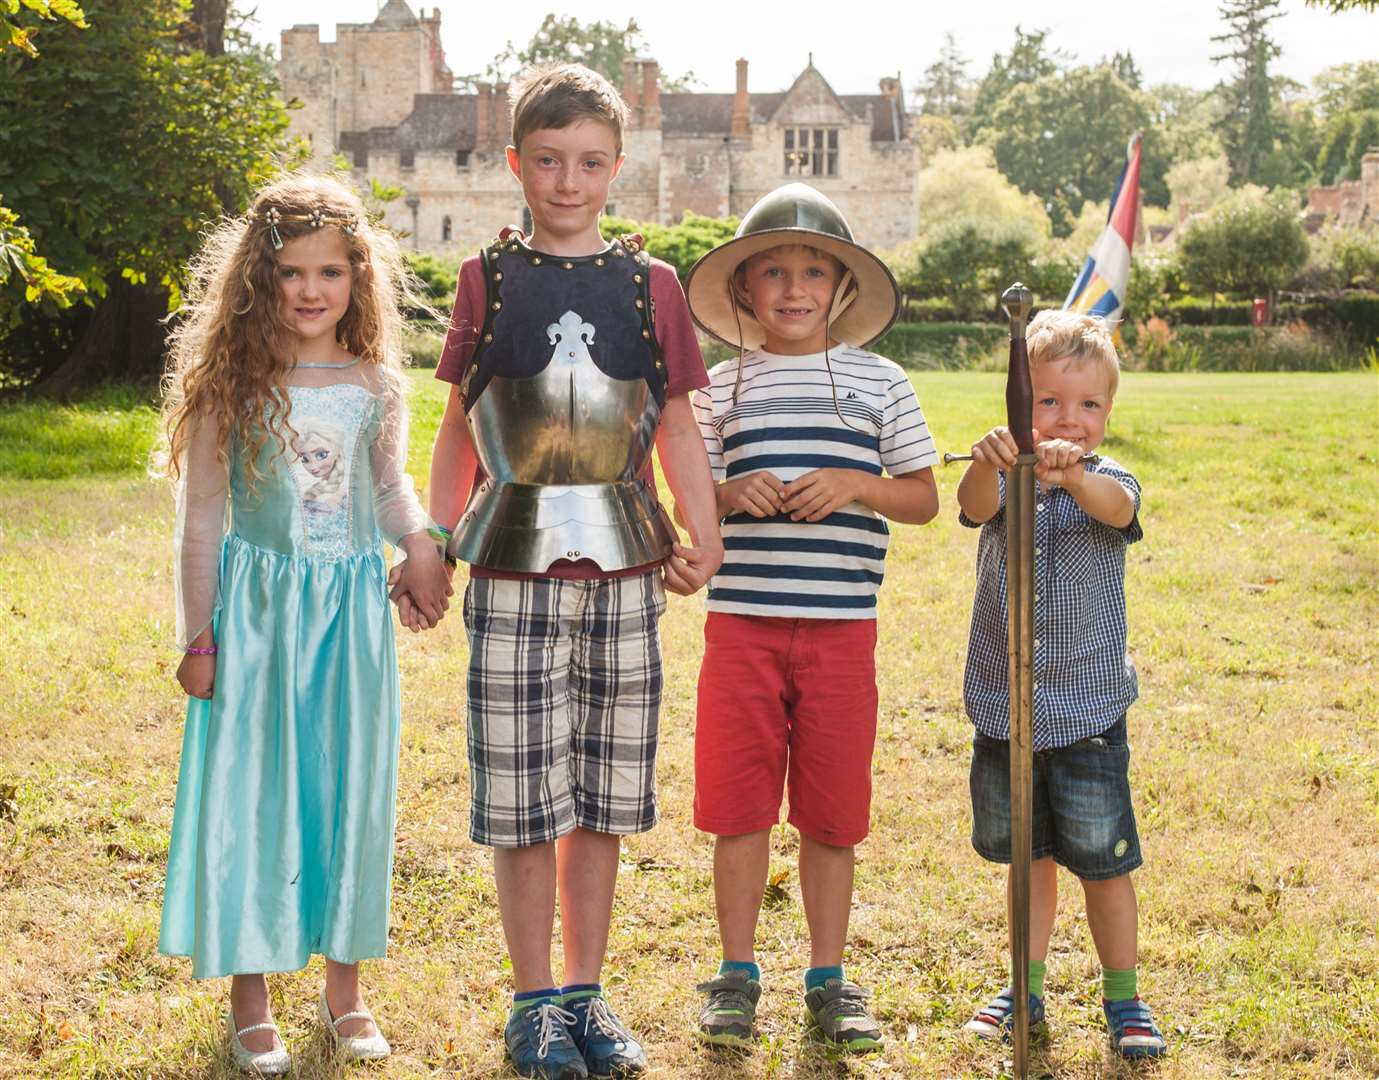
top-left (694, 611), bottom-right (879, 847)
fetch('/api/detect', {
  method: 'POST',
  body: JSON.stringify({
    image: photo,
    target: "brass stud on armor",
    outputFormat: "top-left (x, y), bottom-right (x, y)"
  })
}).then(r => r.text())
top-left (635, 299), bottom-right (644, 309)
top-left (483, 333), bottom-right (493, 343)
top-left (492, 301), bottom-right (501, 311)
top-left (563, 261), bottom-right (574, 270)
top-left (531, 256), bottom-right (542, 265)
top-left (642, 329), bottom-right (651, 339)
top-left (595, 257), bottom-right (606, 266)
top-left (633, 273), bottom-right (642, 283)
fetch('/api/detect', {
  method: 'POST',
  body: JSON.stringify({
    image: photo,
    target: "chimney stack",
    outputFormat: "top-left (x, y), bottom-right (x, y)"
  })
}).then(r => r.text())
top-left (493, 81), bottom-right (510, 146)
top-left (732, 58), bottom-right (750, 138)
top-left (622, 57), bottom-right (641, 128)
top-left (476, 82), bottom-right (492, 148)
top-left (641, 60), bottom-right (661, 128)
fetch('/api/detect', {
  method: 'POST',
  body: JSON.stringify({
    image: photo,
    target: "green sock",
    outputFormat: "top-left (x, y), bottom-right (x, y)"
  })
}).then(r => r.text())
top-left (1028, 960), bottom-right (1047, 1000)
top-left (1102, 966), bottom-right (1138, 1002)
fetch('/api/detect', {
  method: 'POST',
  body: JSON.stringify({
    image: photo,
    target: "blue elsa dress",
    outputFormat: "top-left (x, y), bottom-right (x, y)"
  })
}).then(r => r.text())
top-left (159, 370), bottom-right (429, 978)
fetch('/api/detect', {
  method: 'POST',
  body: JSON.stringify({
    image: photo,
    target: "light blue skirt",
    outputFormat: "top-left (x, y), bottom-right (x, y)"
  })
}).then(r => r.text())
top-left (159, 535), bottom-right (400, 979)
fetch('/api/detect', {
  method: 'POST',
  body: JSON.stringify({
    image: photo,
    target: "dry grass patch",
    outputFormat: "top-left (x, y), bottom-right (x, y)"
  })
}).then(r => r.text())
top-left (1, 371), bottom-right (1376, 1077)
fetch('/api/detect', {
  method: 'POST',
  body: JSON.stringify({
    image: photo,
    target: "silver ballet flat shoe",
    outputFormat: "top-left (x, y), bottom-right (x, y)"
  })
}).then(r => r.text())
top-left (318, 989), bottom-right (391, 1062)
top-left (226, 1009), bottom-right (291, 1075)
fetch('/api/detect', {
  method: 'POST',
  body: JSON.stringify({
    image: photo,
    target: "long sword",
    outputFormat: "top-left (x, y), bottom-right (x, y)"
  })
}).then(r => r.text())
top-left (1002, 282), bottom-right (1036, 1080)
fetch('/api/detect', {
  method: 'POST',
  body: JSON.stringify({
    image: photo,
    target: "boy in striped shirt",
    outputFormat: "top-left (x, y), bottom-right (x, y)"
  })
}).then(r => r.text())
top-left (683, 184), bottom-right (939, 1052)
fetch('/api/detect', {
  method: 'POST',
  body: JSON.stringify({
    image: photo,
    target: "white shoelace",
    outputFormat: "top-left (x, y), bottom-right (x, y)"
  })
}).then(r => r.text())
top-left (582, 997), bottom-right (625, 1040)
top-left (534, 1003), bottom-right (579, 1058)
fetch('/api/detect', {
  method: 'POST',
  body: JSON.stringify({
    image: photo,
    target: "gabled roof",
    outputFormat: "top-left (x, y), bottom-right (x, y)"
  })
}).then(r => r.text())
top-left (659, 90), bottom-right (901, 142)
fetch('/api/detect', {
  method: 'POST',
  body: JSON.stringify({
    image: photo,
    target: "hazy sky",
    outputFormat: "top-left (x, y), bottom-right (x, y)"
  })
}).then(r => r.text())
top-left (247, 1), bottom-right (1375, 97)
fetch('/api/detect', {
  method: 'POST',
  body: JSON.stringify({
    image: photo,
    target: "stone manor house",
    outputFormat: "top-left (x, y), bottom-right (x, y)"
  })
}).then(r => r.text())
top-left (278, 0), bottom-right (919, 257)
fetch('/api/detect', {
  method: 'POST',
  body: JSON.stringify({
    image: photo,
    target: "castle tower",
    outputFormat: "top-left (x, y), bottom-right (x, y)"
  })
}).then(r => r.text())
top-left (279, 1), bottom-right (453, 163)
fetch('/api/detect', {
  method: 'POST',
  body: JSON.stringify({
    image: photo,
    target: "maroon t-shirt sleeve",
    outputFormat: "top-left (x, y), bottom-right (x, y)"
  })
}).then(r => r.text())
top-left (435, 255), bottom-right (487, 386)
top-left (650, 260), bottom-right (709, 397)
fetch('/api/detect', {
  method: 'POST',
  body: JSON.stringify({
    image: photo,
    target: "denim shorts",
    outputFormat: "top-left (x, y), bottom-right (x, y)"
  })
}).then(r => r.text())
top-left (969, 714), bottom-right (1143, 881)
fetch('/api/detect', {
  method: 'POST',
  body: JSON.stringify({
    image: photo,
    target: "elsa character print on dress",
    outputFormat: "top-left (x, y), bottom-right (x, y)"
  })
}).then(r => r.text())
top-left (156, 175), bottom-right (451, 1074)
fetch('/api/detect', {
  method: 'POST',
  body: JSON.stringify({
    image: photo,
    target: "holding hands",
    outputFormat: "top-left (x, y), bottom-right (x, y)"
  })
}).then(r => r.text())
top-left (663, 537), bottom-right (725, 596)
top-left (388, 533), bottom-right (454, 633)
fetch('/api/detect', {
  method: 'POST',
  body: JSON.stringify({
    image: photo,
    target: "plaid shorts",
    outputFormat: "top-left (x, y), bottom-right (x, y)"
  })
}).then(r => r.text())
top-left (463, 572), bottom-right (666, 847)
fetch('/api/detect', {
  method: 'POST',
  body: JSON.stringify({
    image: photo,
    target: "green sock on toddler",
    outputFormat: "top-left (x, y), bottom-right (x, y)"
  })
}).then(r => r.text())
top-left (1027, 959), bottom-right (1046, 1000)
top-left (1102, 966), bottom-right (1138, 1002)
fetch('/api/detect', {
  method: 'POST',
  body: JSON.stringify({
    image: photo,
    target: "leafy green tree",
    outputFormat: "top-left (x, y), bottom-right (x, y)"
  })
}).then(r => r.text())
top-left (1211, 0), bottom-right (1285, 184)
top-left (915, 32), bottom-right (973, 122)
top-left (1165, 154), bottom-right (1235, 217)
top-left (465, 15), bottom-right (696, 92)
top-left (1106, 50), bottom-right (1143, 91)
top-left (1, 0), bottom-right (86, 57)
top-left (899, 220), bottom-right (1036, 321)
top-left (598, 212), bottom-right (737, 279)
top-left (1148, 82), bottom-right (1226, 165)
top-left (918, 146), bottom-right (1050, 247)
top-left (1311, 61), bottom-right (1379, 121)
top-left (1178, 191), bottom-right (1309, 300)
top-left (0, 0), bottom-right (88, 330)
top-left (980, 65), bottom-right (1163, 235)
top-left (0, 0), bottom-right (292, 389)
top-left (968, 26), bottom-right (1066, 140)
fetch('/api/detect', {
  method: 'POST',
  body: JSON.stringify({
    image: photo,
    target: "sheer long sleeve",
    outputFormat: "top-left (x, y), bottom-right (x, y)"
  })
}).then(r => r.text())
top-left (173, 414), bottom-right (229, 649)
top-left (368, 381), bottom-right (432, 547)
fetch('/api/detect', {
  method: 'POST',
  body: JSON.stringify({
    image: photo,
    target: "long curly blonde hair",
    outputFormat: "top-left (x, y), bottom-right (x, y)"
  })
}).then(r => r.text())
top-left (161, 174), bottom-right (426, 488)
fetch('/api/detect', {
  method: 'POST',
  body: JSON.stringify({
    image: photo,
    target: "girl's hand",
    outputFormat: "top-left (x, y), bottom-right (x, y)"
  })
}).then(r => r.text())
top-left (971, 426), bottom-right (1020, 471)
top-left (719, 471), bottom-right (785, 518)
top-left (663, 539), bottom-right (724, 596)
top-left (390, 536), bottom-right (453, 631)
top-left (177, 652), bottom-right (216, 700)
top-left (780, 468), bottom-right (864, 522)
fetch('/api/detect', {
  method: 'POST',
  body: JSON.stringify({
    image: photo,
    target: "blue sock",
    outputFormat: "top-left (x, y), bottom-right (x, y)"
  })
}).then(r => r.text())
top-left (719, 959), bottom-right (761, 983)
top-left (805, 965), bottom-right (844, 991)
top-left (560, 982), bottom-right (603, 1000)
top-left (511, 987), bottom-right (560, 1016)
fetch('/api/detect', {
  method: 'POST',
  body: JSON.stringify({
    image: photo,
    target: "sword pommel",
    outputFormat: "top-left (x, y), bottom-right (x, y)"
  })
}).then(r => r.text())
top-left (1002, 283), bottom-right (1034, 341)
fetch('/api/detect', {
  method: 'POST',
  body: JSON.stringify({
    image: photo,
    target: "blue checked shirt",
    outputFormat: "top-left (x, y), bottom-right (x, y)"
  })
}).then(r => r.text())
top-left (960, 456), bottom-right (1143, 750)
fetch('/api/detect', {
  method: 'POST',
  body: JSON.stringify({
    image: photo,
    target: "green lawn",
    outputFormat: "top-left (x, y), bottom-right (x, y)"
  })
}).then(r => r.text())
top-left (0, 370), bottom-right (1376, 1078)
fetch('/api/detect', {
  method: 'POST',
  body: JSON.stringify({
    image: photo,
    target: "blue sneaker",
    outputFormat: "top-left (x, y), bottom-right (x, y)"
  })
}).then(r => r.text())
top-left (963, 989), bottom-right (1046, 1041)
top-left (504, 1000), bottom-right (588, 1080)
top-left (1103, 996), bottom-right (1167, 1059)
top-left (564, 991), bottom-right (646, 1077)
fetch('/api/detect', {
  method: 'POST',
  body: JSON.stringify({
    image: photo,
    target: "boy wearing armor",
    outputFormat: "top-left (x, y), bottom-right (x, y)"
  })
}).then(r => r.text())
top-left (427, 63), bottom-right (722, 1080)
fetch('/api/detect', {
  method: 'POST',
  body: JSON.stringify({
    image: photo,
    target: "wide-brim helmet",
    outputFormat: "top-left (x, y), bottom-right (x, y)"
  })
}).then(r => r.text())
top-left (685, 182), bottom-right (901, 350)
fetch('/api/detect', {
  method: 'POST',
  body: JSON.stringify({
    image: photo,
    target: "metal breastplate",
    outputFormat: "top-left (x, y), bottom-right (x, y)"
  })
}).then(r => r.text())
top-left (451, 235), bottom-right (674, 573)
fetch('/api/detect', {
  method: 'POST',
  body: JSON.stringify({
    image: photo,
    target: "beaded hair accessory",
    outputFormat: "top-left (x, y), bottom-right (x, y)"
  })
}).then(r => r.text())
top-left (256, 205), bottom-right (360, 251)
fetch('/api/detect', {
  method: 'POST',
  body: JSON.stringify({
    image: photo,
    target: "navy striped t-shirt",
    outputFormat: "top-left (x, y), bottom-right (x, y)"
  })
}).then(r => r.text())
top-left (692, 346), bottom-right (938, 619)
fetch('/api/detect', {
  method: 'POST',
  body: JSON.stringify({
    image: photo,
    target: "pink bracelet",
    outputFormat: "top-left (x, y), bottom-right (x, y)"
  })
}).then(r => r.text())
top-left (185, 646), bottom-right (218, 656)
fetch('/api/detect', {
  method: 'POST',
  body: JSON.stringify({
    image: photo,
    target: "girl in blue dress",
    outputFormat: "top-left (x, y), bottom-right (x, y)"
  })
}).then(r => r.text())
top-left (158, 175), bottom-right (452, 1073)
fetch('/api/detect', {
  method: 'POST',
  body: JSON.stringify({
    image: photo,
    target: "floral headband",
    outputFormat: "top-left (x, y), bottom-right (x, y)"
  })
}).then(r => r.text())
top-left (256, 205), bottom-right (360, 251)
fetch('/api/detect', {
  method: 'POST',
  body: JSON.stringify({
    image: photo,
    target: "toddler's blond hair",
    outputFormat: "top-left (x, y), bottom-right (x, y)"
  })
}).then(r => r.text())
top-left (1027, 310), bottom-right (1120, 398)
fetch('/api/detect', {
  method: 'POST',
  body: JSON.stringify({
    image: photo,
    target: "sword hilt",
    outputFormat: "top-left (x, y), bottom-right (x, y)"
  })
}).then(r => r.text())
top-left (942, 452), bottom-right (1098, 465)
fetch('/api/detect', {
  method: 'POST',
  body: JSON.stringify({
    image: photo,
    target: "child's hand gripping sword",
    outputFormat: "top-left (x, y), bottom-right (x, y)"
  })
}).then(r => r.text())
top-left (1001, 282), bottom-right (1036, 1080)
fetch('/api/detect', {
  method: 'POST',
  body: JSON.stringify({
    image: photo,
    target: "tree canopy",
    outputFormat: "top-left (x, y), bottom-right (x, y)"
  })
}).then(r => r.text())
top-left (464, 15), bottom-right (697, 92)
top-left (0, 0), bottom-right (293, 387)
top-left (979, 65), bottom-right (1164, 235)
top-left (1178, 191), bottom-right (1309, 298)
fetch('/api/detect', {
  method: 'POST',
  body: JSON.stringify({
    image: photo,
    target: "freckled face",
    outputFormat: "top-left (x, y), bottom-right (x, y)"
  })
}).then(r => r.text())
top-left (1031, 357), bottom-right (1114, 451)
top-left (275, 230), bottom-right (353, 351)
top-left (506, 119), bottom-right (624, 248)
top-left (734, 245), bottom-right (843, 356)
